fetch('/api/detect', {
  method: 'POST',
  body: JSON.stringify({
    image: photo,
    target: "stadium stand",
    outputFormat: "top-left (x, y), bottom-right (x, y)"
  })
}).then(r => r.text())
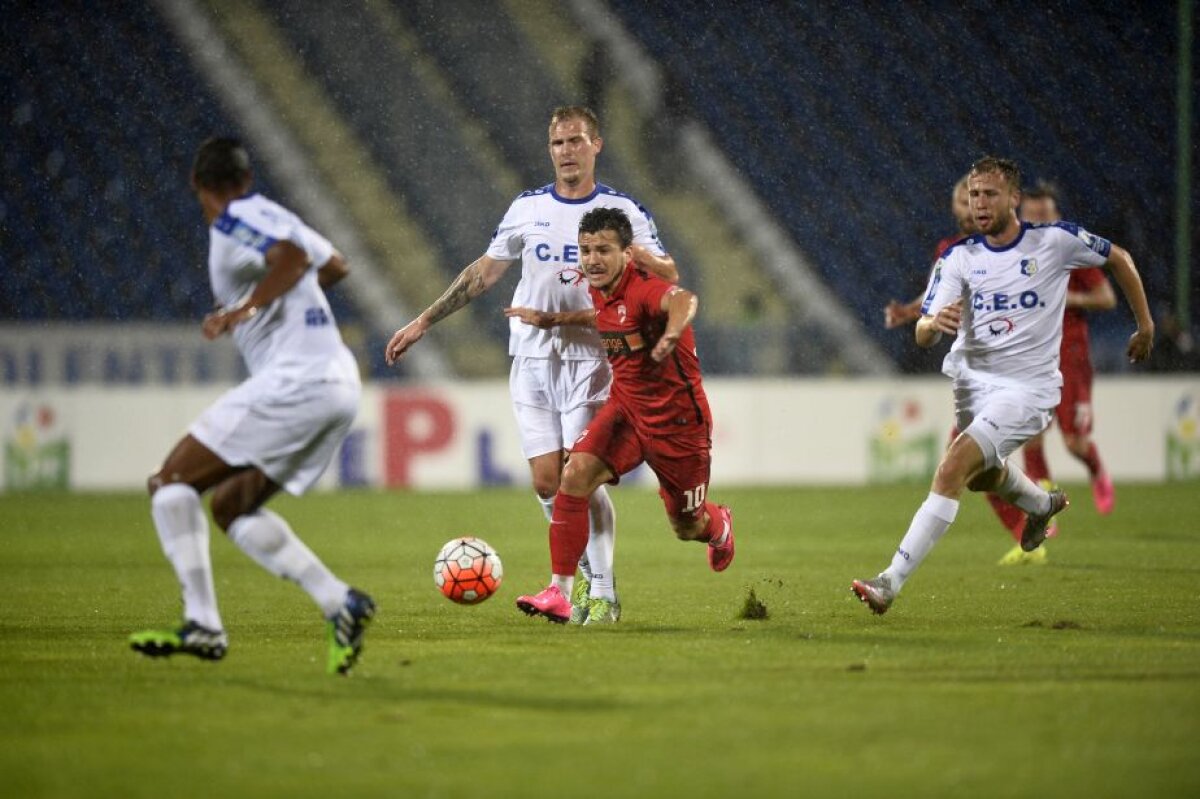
top-left (606, 0), bottom-right (1183, 370)
top-left (0, 2), bottom-right (373, 381)
top-left (0, 3), bottom-right (253, 322)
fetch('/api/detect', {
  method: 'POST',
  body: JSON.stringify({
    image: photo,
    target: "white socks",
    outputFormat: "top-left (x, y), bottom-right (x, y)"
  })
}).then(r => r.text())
top-left (883, 492), bottom-right (959, 591)
top-left (997, 464), bottom-right (1051, 516)
top-left (551, 574), bottom-right (575, 597)
top-left (150, 484), bottom-right (222, 631)
top-left (585, 485), bottom-right (617, 601)
top-left (227, 508), bottom-right (349, 618)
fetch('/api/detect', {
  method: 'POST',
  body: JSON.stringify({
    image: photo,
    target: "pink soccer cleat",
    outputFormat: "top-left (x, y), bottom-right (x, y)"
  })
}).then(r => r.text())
top-left (515, 585), bottom-right (572, 624)
top-left (1092, 473), bottom-right (1115, 515)
top-left (707, 505), bottom-right (735, 572)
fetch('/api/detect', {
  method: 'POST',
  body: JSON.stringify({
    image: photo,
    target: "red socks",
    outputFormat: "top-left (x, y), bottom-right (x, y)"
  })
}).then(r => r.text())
top-left (986, 492), bottom-right (1025, 541)
top-left (1080, 442), bottom-right (1105, 478)
top-left (1023, 443), bottom-right (1050, 484)
top-left (549, 492), bottom-right (590, 576)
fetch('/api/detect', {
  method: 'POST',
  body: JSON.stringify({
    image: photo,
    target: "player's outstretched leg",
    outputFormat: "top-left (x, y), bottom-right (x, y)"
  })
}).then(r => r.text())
top-left (1021, 489), bottom-right (1070, 552)
top-left (130, 620), bottom-right (228, 661)
top-left (327, 588), bottom-right (376, 676)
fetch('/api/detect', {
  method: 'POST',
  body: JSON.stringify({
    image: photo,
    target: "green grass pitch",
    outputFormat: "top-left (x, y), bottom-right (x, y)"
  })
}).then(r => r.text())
top-left (2, 484), bottom-right (1198, 798)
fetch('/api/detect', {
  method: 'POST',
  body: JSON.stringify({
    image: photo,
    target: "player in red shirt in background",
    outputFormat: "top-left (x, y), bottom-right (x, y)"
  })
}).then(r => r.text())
top-left (885, 174), bottom-right (975, 328)
top-left (504, 207), bottom-right (734, 624)
top-left (884, 177), bottom-right (1030, 546)
top-left (995, 182), bottom-right (1119, 565)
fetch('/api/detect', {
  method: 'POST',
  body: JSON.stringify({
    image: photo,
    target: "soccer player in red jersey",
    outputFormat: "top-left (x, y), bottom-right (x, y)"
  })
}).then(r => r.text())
top-left (885, 175), bottom-right (975, 329)
top-left (504, 207), bottom-right (734, 624)
top-left (1018, 184), bottom-right (1118, 504)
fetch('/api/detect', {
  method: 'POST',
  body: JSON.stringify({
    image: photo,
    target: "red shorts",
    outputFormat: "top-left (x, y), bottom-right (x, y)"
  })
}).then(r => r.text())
top-left (1057, 346), bottom-right (1094, 436)
top-left (571, 400), bottom-right (712, 521)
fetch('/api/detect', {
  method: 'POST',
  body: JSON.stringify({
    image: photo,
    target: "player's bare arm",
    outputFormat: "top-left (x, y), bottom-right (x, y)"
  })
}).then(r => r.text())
top-left (915, 299), bottom-right (963, 348)
top-left (1065, 275), bottom-right (1116, 311)
top-left (630, 245), bottom-right (679, 284)
top-left (884, 297), bottom-right (923, 328)
top-left (385, 255), bottom-right (512, 365)
top-left (317, 250), bottom-right (349, 290)
top-left (503, 307), bottom-right (598, 329)
top-left (651, 286), bottom-right (698, 362)
top-left (1103, 244), bottom-right (1154, 362)
top-left (202, 239), bottom-right (310, 340)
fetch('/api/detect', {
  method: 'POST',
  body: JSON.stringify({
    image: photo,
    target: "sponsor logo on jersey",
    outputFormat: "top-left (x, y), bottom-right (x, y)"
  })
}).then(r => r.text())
top-left (534, 221), bottom-right (550, 227)
top-left (984, 317), bottom-right (1016, 337)
top-left (535, 243), bottom-right (579, 263)
top-left (1020, 258), bottom-right (1039, 276)
top-left (617, 304), bottom-right (627, 324)
top-left (973, 291), bottom-right (1044, 312)
top-left (557, 267), bottom-right (584, 286)
top-left (600, 330), bottom-right (646, 358)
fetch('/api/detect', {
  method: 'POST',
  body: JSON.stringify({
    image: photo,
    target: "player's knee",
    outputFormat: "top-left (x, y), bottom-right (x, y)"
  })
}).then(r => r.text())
top-left (531, 475), bottom-right (560, 500)
top-left (558, 460), bottom-right (593, 497)
top-left (932, 459), bottom-right (968, 493)
top-left (1063, 434), bottom-right (1088, 457)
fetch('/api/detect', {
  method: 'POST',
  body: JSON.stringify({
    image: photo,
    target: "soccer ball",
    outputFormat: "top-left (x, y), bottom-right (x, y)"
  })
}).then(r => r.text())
top-left (433, 537), bottom-right (503, 604)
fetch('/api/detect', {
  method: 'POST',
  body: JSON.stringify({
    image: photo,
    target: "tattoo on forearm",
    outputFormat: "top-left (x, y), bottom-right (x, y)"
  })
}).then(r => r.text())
top-left (425, 263), bottom-right (487, 324)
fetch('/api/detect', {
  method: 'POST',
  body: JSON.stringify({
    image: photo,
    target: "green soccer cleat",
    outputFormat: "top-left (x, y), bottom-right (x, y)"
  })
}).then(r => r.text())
top-left (569, 574), bottom-right (591, 625)
top-left (997, 543), bottom-right (1049, 566)
top-left (129, 620), bottom-right (228, 661)
top-left (327, 588), bottom-right (376, 676)
top-left (582, 597), bottom-right (622, 626)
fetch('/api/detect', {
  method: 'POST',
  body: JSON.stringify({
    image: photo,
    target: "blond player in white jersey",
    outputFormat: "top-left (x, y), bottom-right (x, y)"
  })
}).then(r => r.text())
top-left (130, 138), bottom-right (375, 674)
top-left (386, 106), bottom-right (677, 625)
top-left (852, 156), bottom-right (1154, 615)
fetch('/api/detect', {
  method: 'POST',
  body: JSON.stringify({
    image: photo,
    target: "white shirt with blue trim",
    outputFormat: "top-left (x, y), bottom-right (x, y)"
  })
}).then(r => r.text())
top-left (921, 221), bottom-right (1111, 390)
top-left (486, 183), bottom-right (667, 360)
top-left (208, 193), bottom-right (357, 382)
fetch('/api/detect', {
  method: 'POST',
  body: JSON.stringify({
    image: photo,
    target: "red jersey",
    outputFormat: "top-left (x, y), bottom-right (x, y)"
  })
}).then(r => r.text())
top-left (1062, 267), bottom-right (1107, 348)
top-left (589, 265), bottom-right (711, 437)
top-left (933, 234), bottom-right (965, 262)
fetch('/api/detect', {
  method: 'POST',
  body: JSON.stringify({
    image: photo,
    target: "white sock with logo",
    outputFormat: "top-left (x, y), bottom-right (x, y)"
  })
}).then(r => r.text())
top-left (882, 492), bottom-right (959, 591)
top-left (997, 463), bottom-right (1052, 515)
top-left (150, 483), bottom-right (222, 631)
top-left (227, 509), bottom-right (349, 617)
top-left (586, 485), bottom-right (617, 601)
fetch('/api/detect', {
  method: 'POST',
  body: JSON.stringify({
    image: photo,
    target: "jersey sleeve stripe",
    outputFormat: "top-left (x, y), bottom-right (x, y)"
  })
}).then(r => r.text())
top-left (213, 211), bottom-right (279, 254)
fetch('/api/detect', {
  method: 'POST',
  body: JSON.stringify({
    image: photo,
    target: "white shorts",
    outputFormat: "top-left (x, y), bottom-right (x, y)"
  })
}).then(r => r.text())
top-left (954, 379), bottom-right (1058, 470)
top-left (190, 370), bottom-right (360, 495)
top-left (509, 355), bottom-right (610, 459)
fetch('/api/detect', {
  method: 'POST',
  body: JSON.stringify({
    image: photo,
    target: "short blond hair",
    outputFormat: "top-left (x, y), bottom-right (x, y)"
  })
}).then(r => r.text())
top-left (549, 105), bottom-right (601, 139)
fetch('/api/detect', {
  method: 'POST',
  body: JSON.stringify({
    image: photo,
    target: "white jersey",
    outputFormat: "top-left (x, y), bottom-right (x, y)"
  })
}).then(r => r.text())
top-left (486, 182), bottom-right (667, 360)
top-left (208, 193), bottom-right (358, 383)
top-left (921, 221), bottom-right (1111, 391)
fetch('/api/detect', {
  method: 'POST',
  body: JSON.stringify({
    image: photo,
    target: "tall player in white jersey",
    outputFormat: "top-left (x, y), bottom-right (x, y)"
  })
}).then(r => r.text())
top-left (852, 156), bottom-right (1154, 615)
top-left (386, 106), bottom-right (677, 625)
top-left (129, 138), bottom-right (375, 674)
